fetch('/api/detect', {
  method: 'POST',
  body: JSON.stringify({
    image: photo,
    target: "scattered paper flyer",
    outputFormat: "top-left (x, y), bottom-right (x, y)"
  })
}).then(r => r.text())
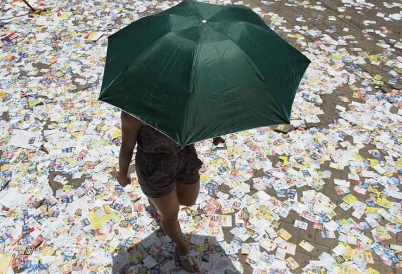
top-left (9, 129), bottom-right (41, 150)
top-left (0, 0), bottom-right (401, 273)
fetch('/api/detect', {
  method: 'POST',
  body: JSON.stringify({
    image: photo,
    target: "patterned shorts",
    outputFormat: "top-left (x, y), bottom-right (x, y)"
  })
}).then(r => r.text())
top-left (135, 145), bottom-right (203, 198)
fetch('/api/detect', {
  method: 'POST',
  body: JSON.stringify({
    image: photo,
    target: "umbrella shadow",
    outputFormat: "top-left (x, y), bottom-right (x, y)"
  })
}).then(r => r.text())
top-left (110, 231), bottom-right (241, 274)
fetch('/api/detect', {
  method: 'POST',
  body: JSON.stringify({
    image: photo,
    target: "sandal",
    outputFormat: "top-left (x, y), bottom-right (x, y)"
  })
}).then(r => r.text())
top-left (178, 252), bottom-right (199, 273)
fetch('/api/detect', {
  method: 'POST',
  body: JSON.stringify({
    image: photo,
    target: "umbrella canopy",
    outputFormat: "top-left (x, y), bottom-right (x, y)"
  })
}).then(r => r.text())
top-left (99, 0), bottom-right (310, 146)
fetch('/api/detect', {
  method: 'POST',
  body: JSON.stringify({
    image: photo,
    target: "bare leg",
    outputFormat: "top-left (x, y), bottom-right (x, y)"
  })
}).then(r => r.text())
top-left (148, 185), bottom-right (199, 273)
top-left (150, 179), bottom-right (200, 208)
top-left (176, 179), bottom-right (200, 207)
top-left (148, 198), bottom-right (157, 210)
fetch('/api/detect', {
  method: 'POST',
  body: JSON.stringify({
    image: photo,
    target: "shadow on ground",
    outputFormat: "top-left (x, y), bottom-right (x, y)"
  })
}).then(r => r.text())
top-left (109, 231), bottom-right (241, 274)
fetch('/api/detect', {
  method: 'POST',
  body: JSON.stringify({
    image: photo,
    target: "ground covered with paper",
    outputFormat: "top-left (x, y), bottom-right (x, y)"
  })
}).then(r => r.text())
top-left (1, 0), bottom-right (402, 273)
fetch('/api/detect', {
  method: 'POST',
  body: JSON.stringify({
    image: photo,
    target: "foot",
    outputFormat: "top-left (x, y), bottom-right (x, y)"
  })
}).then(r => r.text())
top-left (177, 245), bottom-right (199, 273)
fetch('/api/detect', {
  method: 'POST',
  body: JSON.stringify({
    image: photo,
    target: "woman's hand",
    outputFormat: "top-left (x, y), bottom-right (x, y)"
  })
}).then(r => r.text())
top-left (212, 136), bottom-right (225, 146)
top-left (117, 172), bottom-right (131, 187)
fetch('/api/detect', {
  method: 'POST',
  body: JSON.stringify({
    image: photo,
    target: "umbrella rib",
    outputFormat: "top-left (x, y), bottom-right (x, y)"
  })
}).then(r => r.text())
top-left (222, 20), bottom-right (309, 120)
top-left (180, 23), bottom-right (204, 146)
top-left (205, 23), bottom-right (290, 121)
top-left (103, 13), bottom-right (200, 93)
top-left (108, 13), bottom-right (167, 39)
top-left (185, 0), bottom-right (206, 20)
top-left (239, 20), bottom-right (306, 119)
top-left (103, 23), bottom-right (202, 95)
top-left (216, 21), bottom-right (281, 45)
top-left (159, 12), bottom-right (201, 22)
top-left (100, 68), bottom-right (128, 98)
top-left (207, 5), bottom-right (250, 22)
top-left (241, 21), bottom-right (288, 44)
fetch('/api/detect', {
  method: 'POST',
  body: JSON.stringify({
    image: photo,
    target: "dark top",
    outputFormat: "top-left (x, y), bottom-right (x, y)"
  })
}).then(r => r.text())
top-left (136, 124), bottom-right (184, 154)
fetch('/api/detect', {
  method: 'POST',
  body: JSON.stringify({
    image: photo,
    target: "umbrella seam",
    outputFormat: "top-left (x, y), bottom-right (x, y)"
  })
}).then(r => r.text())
top-left (103, 13), bottom-right (181, 91)
top-left (181, 20), bottom-right (205, 146)
top-left (99, 68), bottom-right (128, 98)
top-left (238, 20), bottom-right (310, 120)
top-left (102, 23), bottom-right (202, 97)
top-left (160, 11), bottom-right (200, 22)
top-left (206, 23), bottom-right (290, 123)
top-left (108, 13), bottom-right (169, 39)
top-left (120, 21), bottom-right (201, 66)
top-left (208, 4), bottom-right (250, 22)
top-left (241, 21), bottom-right (310, 59)
top-left (192, 0), bottom-right (230, 21)
top-left (186, 0), bottom-right (207, 21)
top-left (211, 20), bottom-right (306, 58)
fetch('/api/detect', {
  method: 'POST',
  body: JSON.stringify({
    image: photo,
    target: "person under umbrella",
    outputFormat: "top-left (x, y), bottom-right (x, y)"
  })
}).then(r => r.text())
top-left (118, 112), bottom-right (203, 272)
top-left (102, 0), bottom-right (310, 272)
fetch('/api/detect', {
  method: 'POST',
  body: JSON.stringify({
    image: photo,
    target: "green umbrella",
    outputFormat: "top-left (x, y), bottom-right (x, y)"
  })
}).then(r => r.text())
top-left (99, 0), bottom-right (310, 146)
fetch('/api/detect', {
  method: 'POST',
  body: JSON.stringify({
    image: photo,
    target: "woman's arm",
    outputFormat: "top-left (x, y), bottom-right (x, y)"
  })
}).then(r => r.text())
top-left (118, 111), bottom-right (142, 187)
